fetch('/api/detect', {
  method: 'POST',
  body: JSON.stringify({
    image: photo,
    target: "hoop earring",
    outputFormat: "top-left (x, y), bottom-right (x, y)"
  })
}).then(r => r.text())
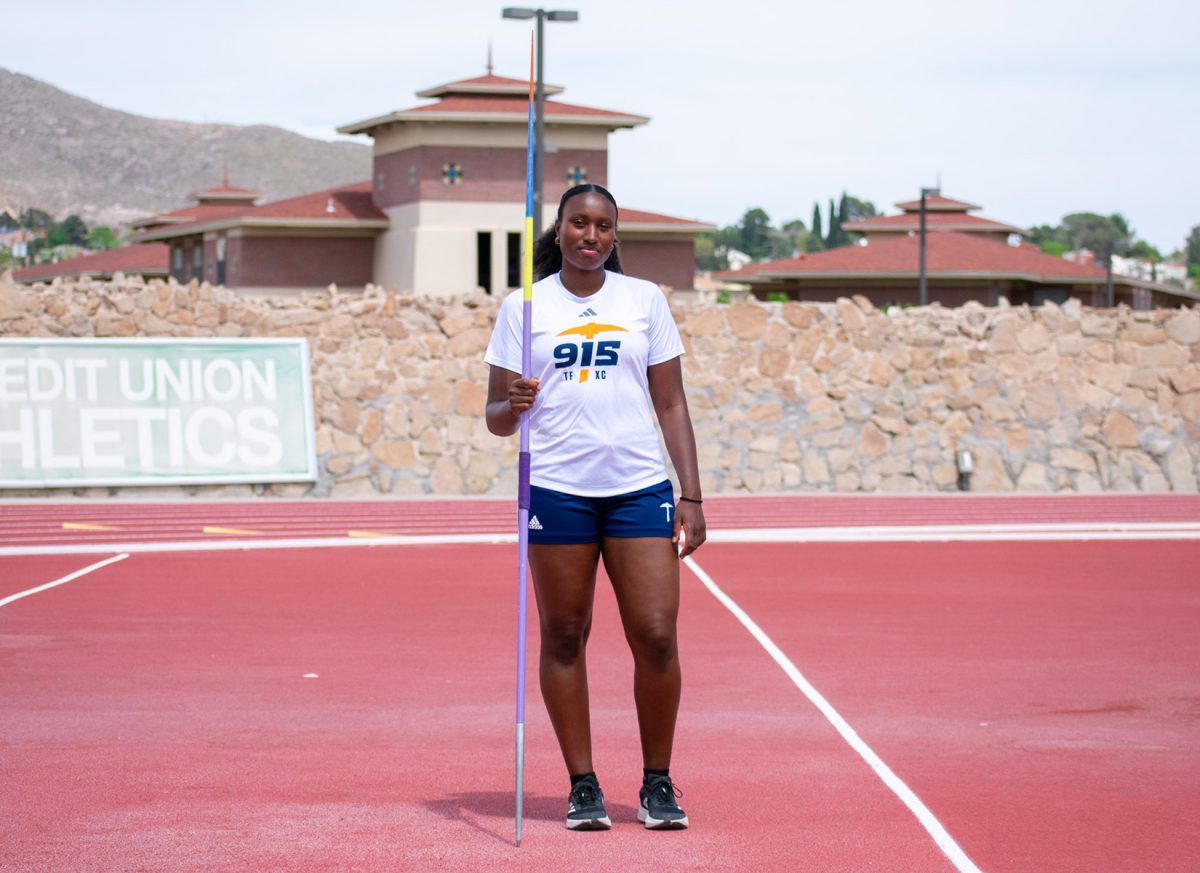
top-left (554, 236), bottom-right (560, 245)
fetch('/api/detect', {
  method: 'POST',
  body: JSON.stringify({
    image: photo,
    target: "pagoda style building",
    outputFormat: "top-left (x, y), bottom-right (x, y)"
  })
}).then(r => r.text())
top-left (126, 69), bottom-right (712, 295)
top-left (719, 193), bottom-right (1198, 309)
top-left (842, 195), bottom-right (1026, 244)
top-left (337, 72), bottom-right (710, 295)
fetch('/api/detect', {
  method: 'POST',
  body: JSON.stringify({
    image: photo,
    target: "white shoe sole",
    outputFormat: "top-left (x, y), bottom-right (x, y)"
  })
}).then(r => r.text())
top-left (566, 815), bottom-right (612, 830)
top-left (638, 806), bottom-right (689, 829)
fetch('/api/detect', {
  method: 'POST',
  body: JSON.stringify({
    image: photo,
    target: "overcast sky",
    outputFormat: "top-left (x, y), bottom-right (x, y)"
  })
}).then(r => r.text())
top-left (4, 0), bottom-right (1197, 252)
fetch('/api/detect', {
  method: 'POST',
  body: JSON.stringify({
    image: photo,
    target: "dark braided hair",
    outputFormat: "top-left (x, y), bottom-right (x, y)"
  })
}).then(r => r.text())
top-left (532, 184), bottom-right (624, 280)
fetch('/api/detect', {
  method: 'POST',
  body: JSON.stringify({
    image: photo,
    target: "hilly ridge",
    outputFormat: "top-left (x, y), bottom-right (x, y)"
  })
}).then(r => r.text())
top-left (0, 67), bottom-right (371, 227)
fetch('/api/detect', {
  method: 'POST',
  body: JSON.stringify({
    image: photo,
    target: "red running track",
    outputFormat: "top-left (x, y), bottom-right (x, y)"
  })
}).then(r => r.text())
top-left (1, 493), bottom-right (1198, 548)
top-left (1, 536), bottom-right (1198, 870)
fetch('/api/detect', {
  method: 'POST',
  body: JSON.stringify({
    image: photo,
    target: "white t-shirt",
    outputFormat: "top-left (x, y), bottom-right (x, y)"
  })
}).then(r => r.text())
top-left (484, 270), bottom-right (684, 497)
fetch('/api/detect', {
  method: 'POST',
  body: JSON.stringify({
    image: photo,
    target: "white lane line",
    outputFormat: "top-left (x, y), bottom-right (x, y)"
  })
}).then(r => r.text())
top-left (0, 520), bottom-right (1197, 557)
top-left (0, 553), bottom-right (130, 609)
top-left (0, 533), bottom-right (514, 557)
top-left (707, 522), bottom-right (1200, 543)
top-left (684, 555), bottom-right (983, 873)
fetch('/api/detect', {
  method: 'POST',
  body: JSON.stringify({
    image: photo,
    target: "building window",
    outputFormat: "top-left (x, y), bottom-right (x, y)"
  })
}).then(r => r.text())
top-left (193, 244), bottom-right (203, 273)
top-left (172, 246), bottom-right (183, 271)
top-left (442, 162), bottom-right (463, 186)
top-left (477, 231), bottom-right (492, 294)
top-left (566, 165), bottom-right (588, 186)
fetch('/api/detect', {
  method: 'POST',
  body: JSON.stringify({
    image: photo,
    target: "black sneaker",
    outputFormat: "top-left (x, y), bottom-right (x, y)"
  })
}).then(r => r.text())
top-left (565, 775), bottom-right (612, 830)
top-left (638, 775), bottom-right (689, 829)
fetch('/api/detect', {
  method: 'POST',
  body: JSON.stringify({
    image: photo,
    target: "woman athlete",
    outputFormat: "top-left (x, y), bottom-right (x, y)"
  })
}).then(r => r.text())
top-left (485, 183), bottom-right (706, 831)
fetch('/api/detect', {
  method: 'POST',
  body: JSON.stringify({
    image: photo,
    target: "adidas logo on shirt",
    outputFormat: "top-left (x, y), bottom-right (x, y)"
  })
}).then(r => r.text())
top-left (579, 307), bottom-right (597, 317)
top-left (528, 515), bottom-right (543, 530)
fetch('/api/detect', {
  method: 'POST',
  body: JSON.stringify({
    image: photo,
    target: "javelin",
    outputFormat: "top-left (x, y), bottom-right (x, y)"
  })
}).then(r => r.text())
top-left (514, 28), bottom-right (536, 848)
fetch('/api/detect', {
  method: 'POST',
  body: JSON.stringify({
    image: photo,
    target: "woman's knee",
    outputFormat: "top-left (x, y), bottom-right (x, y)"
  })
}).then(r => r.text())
top-left (630, 618), bottom-right (678, 669)
top-left (541, 619), bottom-right (590, 664)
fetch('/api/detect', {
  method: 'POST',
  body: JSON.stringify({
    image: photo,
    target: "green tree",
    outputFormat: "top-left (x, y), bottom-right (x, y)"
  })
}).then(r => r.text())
top-left (738, 208), bottom-right (773, 260)
top-left (695, 223), bottom-right (747, 271)
top-left (830, 192), bottom-right (850, 249)
top-left (60, 215), bottom-right (89, 247)
top-left (89, 226), bottom-right (119, 250)
top-left (1028, 223), bottom-right (1068, 249)
top-left (771, 219), bottom-right (807, 259)
top-left (824, 197), bottom-right (837, 248)
top-left (46, 224), bottom-right (69, 248)
top-left (20, 208), bottom-right (53, 231)
top-left (1125, 239), bottom-right (1162, 262)
top-left (806, 203), bottom-right (825, 252)
top-left (1061, 212), bottom-right (1130, 257)
top-left (842, 195), bottom-right (878, 224)
top-left (1185, 225), bottom-right (1200, 267)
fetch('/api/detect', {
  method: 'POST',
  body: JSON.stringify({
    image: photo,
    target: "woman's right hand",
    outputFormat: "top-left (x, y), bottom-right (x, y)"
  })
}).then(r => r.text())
top-left (507, 377), bottom-right (540, 417)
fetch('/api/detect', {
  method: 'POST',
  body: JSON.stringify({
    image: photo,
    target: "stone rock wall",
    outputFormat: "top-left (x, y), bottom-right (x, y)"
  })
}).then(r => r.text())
top-left (1, 274), bottom-right (1198, 497)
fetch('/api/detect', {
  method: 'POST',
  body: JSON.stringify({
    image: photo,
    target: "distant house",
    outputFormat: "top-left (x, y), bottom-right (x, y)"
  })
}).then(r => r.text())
top-left (1109, 254), bottom-right (1190, 287)
top-left (720, 194), bottom-right (1199, 309)
top-left (0, 228), bottom-right (38, 249)
top-left (132, 69), bottom-right (713, 295)
top-left (13, 243), bottom-right (169, 284)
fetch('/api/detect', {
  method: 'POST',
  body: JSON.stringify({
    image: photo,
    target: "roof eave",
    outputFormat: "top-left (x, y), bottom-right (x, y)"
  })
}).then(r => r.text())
top-left (338, 110), bottom-right (648, 133)
top-left (842, 222), bottom-right (1029, 236)
top-left (737, 270), bottom-right (1111, 284)
top-left (415, 81), bottom-right (565, 98)
top-left (137, 216), bottom-right (389, 240)
top-left (620, 221), bottom-right (717, 234)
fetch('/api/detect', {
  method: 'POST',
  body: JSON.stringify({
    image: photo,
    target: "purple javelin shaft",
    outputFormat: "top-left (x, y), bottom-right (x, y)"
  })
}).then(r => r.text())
top-left (514, 30), bottom-right (536, 848)
top-left (517, 38), bottom-right (534, 735)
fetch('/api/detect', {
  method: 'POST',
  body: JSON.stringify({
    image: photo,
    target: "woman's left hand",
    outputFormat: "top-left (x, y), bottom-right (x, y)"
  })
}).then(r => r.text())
top-left (673, 500), bottom-right (706, 559)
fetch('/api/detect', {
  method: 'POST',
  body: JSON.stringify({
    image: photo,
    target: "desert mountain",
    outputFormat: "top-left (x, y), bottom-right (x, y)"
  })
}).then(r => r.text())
top-left (0, 67), bottom-right (371, 227)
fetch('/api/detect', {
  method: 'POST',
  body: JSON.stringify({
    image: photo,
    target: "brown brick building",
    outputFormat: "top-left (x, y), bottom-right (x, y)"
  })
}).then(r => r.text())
top-left (132, 70), bottom-right (712, 296)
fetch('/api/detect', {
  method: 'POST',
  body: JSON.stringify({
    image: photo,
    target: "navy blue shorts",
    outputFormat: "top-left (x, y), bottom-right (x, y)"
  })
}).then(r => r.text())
top-left (528, 480), bottom-right (675, 544)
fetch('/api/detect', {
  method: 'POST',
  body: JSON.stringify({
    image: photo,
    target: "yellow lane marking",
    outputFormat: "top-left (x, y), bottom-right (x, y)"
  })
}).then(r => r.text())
top-left (62, 522), bottom-right (121, 531)
top-left (202, 526), bottom-right (263, 536)
top-left (347, 530), bottom-right (400, 538)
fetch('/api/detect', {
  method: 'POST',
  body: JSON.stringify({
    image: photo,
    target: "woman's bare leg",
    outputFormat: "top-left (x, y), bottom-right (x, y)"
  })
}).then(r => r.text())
top-left (529, 542), bottom-right (602, 775)
top-left (600, 536), bottom-right (681, 769)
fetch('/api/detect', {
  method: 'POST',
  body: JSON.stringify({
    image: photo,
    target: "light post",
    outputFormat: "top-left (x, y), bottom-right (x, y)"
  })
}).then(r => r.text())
top-left (502, 7), bottom-right (578, 234)
top-left (918, 186), bottom-right (940, 306)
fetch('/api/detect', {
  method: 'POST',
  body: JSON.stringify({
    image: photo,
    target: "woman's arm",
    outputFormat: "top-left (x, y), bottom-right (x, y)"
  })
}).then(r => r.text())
top-left (648, 356), bottom-right (706, 557)
top-left (485, 365), bottom-right (540, 437)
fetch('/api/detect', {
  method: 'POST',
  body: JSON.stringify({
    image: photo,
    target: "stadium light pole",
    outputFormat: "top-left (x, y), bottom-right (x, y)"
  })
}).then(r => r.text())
top-left (918, 186), bottom-right (940, 306)
top-left (502, 7), bottom-right (579, 234)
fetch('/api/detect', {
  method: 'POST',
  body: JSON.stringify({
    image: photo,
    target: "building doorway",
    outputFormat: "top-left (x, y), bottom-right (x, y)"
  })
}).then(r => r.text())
top-left (507, 232), bottom-right (521, 289)
top-left (477, 232), bottom-right (492, 294)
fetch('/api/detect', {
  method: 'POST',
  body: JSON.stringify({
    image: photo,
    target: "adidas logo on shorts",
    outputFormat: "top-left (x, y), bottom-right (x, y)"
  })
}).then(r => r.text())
top-left (528, 515), bottom-right (543, 530)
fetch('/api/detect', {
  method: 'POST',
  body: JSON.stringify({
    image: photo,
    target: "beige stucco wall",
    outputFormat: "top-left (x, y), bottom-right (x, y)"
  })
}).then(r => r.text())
top-left (1, 274), bottom-right (1197, 499)
top-left (376, 201), bottom-right (530, 296)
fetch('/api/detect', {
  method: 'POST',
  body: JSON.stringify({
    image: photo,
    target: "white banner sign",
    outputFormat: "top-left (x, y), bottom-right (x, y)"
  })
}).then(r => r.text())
top-left (0, 338), bottom-right (317, 487)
